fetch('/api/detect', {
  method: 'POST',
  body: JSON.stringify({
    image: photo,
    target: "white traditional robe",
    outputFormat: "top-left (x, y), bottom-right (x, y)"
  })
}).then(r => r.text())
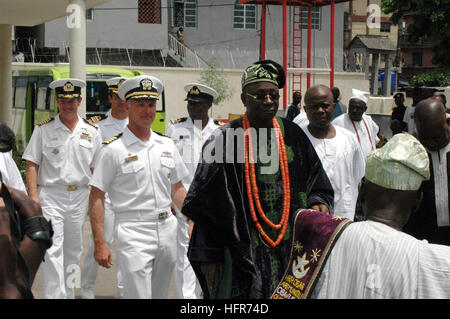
top-left (293, 111), bottom-right (309, 127)
top-left (300, 124), bottom-right (365, 220)
top-left (430, 142), bottom-right (450, 227)
top-left (332, 113), bottom-right (380, 158)
top-left (311, 221), bottom-right (450, 299)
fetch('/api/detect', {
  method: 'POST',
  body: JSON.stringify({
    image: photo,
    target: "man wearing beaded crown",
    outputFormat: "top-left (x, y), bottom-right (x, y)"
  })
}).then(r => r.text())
top-left (88, 75), bottom-right (189, 299)
top-left (332, 88), bottom-right (380, 158)
top-left (182, 60), bottom-right (334, 299)
top-left (22, 78), bottom-right (103, 299)
top-left (81, 76), bottom-right (128, 299)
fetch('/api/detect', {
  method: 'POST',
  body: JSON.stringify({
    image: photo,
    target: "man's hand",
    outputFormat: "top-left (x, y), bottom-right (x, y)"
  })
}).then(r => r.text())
top-left (94, 243), bottom-right (113, 268)
top-left (311, 204), bottom-right (330, 214)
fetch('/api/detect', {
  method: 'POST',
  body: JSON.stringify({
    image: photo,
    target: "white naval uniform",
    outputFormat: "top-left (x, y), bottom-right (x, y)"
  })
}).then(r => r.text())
top-left (22, 114), bottom-right (102, 299)
top-left (166, 117), bottom-right (219, 299)
top-left (90, 126), bottom-right (189, 299)
top-left (300, 124), bottom-right (365, 220)
top-left (332, 113), bottom-right (380, 158)
top-left (81, 112), bottom-right (128, 298)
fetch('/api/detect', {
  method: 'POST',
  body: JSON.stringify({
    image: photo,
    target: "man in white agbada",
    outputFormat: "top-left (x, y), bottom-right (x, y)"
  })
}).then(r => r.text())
top-left (332, 88), bottom-right (380, 157)
top-left (311, 133), bottom-right (450, 299)
top-left (166, 83), bottom-right (220, 299)
top-left (298, 85), bottom-right (365, 220)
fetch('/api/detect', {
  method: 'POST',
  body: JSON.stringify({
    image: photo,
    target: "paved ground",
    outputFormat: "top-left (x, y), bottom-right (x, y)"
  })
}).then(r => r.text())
top-left (31, 220), bottom-right (177, 299)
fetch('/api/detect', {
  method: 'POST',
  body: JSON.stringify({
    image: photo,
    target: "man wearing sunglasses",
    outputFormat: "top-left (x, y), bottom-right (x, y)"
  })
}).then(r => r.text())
top-left (182, 60), bottom-right (334, 299)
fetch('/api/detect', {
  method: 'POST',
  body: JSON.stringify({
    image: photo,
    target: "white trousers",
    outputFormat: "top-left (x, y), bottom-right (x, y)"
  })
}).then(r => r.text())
top-left (175, 215), bottom-right (202, 299)
top-left (39, 186), bottom-right (88, 299)
top-left (115, 212), bottom-right (178, 299)
top-left (81, 196), bottom-right (123, 297)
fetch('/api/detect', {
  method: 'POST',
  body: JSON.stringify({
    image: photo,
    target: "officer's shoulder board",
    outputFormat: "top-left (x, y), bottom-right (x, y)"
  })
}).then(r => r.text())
top-left (36, 117), bottom-right (54, 126)
top-left (154, 131), bottom-right (171, 139)
top-left (103, 132), bottom-right (123, 145)
top-left (89, 114), bottom-right (108, 123)
top-left (83, 118), bottom-right (98, 129)
top-left (170, 117), bottom-right (187, 125)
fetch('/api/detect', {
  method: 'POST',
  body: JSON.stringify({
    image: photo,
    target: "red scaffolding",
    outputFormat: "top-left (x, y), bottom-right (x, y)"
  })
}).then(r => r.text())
top-left (239, 0), bottom-right (347, 109)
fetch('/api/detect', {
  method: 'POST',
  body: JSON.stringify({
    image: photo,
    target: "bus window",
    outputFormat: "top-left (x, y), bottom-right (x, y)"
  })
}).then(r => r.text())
top-left (14, 77), bottom-right (28, 109)
top-left (86, 80), bottom-right (111, 114)
top-left (156, 94), bottom-right (164, 112)
top-left (37, 76), bottom-right (52, 110)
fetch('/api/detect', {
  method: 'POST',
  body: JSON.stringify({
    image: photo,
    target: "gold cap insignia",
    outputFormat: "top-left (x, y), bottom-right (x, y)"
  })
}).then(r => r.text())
top-left (63, 82), bottom-right (75, 92)
top-left (140, 79), bottom-right (153, 91)
top-left (117, 79), bottom-right (126, 88)
top-left (189, 87), bottom-right (200, 95)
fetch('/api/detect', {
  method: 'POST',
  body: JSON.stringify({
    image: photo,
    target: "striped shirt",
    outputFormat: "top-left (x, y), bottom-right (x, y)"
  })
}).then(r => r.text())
top-left (311, 221), bottom-right (450, 299)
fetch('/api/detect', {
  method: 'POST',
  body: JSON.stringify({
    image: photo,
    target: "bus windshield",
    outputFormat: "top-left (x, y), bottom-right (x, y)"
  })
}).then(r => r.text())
top-left (86, 81), bottom-right (110, 114)
top-left (85, 80), bottom-right (165, 115)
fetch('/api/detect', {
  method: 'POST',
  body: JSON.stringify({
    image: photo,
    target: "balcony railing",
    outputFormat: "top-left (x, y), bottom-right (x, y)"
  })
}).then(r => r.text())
top-left (168, 33), bottom-right (209, 69)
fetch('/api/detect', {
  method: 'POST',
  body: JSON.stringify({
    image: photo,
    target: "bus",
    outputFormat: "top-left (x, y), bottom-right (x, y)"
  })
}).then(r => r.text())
top-left (11, 64), bottom-right (166, 152)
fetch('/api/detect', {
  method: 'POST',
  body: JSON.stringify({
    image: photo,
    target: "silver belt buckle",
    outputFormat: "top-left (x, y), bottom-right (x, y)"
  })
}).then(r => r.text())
top-left (158, 211), bottom-right (168, 220)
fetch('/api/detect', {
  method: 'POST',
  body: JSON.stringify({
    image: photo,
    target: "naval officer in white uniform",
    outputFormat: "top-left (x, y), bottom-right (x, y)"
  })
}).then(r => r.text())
top-left (22, 78), bottom-right (102, 299)
top-left (89, 75), bottom-right (189, 299)
top-left (166, 83), bottom-right (220, 299)
top-left (81, 77), bottom-right (128, 299)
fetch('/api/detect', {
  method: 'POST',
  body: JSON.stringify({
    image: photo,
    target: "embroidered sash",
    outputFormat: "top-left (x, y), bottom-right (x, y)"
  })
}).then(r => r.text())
top-left (271, 209), bottom-right (352, 299)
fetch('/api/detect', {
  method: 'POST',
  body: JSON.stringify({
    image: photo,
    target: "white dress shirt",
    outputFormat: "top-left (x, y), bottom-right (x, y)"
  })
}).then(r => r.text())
top-left (97, 114), bottom-right (129, 141)
top-left (90, 126), bottom-right (189, 213)
top-left (22, 114), bottom-right (102, 187)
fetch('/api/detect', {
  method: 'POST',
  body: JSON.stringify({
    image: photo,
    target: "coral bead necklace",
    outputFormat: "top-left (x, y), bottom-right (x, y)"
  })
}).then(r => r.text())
top-left (243, 114), bottom-right (291, 248)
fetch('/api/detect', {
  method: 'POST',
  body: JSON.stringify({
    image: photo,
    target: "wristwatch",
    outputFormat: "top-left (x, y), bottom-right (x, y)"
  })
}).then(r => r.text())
top-left (23, 216), bottom-right (54, 249)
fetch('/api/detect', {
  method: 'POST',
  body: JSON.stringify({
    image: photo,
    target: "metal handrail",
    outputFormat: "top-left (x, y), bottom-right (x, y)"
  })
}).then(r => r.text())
top-left (168, 33), bottom-right (209, 68)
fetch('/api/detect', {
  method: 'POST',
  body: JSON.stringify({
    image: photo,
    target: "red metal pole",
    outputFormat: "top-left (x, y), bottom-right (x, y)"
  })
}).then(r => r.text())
top-left (283, 0), bottom-right (287, 109)
top-left (260, 0), bottom-right (266, 60)
top-left (330, 0), bottom-right (335, 88)
top-left (307, 4), bottom-right (312, 89)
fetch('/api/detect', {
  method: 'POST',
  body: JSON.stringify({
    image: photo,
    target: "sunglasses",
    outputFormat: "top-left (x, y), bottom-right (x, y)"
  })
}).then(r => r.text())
top-left (246, 90), bottom-right (280, 101)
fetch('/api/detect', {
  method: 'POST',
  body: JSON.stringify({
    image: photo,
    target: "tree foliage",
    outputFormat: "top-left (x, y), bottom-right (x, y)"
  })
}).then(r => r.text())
top-left (410, 67), bottom-right (450, 87)
top-left (381, 0), bottom-right (450, 67)
top-left (199, 57), bottom-right (234, 105)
